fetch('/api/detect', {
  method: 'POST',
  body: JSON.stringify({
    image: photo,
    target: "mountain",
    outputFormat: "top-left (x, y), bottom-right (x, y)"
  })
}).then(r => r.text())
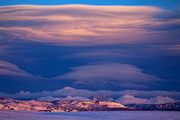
top-left (117, 95), bottom-right (178, 105)
top-left (126, 102), bottom-right (180, 111)
top-left (0, 98), bottom-right (179, 112)
top-left (0, 98), bottom-right (128, 112)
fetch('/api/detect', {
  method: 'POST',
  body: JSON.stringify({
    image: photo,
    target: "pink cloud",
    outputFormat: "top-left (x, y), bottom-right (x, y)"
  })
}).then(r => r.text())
top-left (0, 5), bottom-right (178, 45)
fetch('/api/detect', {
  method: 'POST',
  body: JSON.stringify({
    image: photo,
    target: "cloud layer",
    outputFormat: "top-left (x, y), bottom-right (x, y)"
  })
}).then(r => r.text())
top-left (55, 63), bottom-right (160, 89)
top-left (0, 5), bottom-right (179, 98)
top-left (0, 5), bottom-right (179, 45)
top-left (0, 60), bottom-right (33, 77)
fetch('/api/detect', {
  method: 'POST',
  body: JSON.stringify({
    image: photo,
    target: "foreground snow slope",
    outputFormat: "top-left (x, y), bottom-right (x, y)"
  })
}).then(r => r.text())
top-left (0, 111), bottom-right (180, 120)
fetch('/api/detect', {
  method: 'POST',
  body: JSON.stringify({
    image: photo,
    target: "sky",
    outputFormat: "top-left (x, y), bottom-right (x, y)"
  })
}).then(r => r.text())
top-left (0, 0), bottom-right (180, 102)
top-left (0, 0), bottom-right (180, 8)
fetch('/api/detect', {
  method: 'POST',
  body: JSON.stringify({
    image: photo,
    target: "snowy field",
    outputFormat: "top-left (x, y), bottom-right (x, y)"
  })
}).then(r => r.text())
top-left (0, 111), bottom-right (180, 120)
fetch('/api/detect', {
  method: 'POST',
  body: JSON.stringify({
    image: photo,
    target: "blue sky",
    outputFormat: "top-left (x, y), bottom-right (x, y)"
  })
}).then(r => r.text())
top-left (0, 1), bottom-right (180, 100)
top-left (0, 0), bottom-right (180, 8)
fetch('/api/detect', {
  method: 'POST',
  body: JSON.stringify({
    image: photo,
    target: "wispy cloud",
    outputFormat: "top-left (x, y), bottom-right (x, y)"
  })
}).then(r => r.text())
top-left (0, 5), bottom-right (179, 45)
top-left (0, 60), bottom-right (34, 77)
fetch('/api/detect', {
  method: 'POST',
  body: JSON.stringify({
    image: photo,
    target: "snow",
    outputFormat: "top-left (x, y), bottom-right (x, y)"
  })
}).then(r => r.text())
top-left (117, 95), bottom-right (178, 104)
top-left (0, 111), bottom-right (180, 120)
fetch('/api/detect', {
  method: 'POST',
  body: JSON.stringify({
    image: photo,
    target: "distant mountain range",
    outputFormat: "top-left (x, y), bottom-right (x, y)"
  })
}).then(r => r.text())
top-left (126, 102), bottom-right (180, 111)
top-left (0, 98), bottom-right (180, 112)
